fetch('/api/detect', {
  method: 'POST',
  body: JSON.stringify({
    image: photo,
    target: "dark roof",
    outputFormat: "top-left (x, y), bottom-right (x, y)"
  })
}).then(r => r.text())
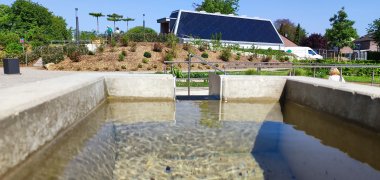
top-left (165, 10), bottom-right (283, 45)
top-left (354, 34), bottom-right (374, 42)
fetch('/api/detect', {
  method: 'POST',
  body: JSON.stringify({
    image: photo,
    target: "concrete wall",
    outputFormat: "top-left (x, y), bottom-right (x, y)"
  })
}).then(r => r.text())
top-left (285, 77), bottom-right (380, 131)
top-left (209, 73), bottom-right (221, 99)
top-left (0, 74), bottom-right (106, 176)
top-left (216, 75), bottom-right (287, 101)
top-left (0, 73), bottom-right (176, 177)
top-left (105, 74), bottom-right (175, 100)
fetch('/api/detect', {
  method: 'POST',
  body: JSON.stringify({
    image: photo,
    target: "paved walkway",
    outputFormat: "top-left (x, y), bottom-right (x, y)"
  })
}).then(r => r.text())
top-left (0, 67), bottom-right (76, 89)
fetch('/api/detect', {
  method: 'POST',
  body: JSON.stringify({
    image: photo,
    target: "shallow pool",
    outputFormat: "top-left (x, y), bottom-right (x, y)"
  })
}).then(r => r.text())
top-left (4, 100), bottom-right (380, 180)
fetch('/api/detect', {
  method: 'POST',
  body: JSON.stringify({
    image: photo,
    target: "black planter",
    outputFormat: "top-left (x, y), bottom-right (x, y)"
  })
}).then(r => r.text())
top-left (3, 58), bottom-right (20, 74)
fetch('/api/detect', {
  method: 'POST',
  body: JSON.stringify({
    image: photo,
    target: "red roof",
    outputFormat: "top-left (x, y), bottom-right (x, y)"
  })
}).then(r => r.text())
top-left (280, 35), bottom-right (298, 47)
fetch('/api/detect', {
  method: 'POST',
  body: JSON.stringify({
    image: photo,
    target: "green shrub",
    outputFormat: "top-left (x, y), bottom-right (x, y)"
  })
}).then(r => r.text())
top-left (118, 54), bottom-right (125, 61)
top-left (142, 58), bottom-right (149, 64)
top-left (0, 32), bottom-right (20, 47)
top-left (124, 26), bottom-right (158, 42)
top-left (143, 51), bottom-right (152, 58)
top-left (201, 52), bottom-right (209, 58)
top-left (245, 69), bottom-right (258, 75)
top-left (120, 35), bottom-right (129, 46)
top-left (294, 68), bottom-right (308, 76)
top-left (165, 51), bottom-right (175, 61)
top-left (166, 33), bottom-right (179, 48)
top-left (33, 46), bottom-right (65, 64)
top-left (97, 45), bottom-right (105, 53)
top-left (121, 50), bottom-right (127, 56)
top-left (4, 43), bottom-right (23, 58)
top-left (198, 43), bottom-right (207, 52)
top-left (138, 63), bottom-right (143, 68)
top-left (64, 44), bottom-right (88, 62)
top-left (110, 39), bottom-right (117, 47)
top-left (153, 43), bottom-right (163, 52)
top-left (121, 65), bottom-right (127, 69)
top-left (235, 52), bottom-right (241, 60)
top-left (220, 48), bottom-right (232, 61)
top-left (170, 67), bottom-right (184, 78)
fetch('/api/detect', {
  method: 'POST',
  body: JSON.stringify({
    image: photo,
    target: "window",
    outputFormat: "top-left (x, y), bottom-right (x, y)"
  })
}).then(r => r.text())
top-left (308, 50), bottom-right (316, 55)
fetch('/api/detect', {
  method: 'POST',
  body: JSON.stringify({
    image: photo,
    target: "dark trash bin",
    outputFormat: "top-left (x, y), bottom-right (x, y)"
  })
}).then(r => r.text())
top-left (3, 58), bottom-right (20, 74)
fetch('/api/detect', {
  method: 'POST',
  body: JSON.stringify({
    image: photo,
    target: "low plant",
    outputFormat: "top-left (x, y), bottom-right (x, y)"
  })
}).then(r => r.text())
top-left (147, 67), bottom-right (152, 70)
top-left (97, 45), bottom-right (104, 53)
top-left (115, 67), bottom-right (120, 71)
top-left (130, 42), bottom-right (137, 52)
top-left (94, 67), bottom-right (100, 71)
top-left (118, 54), bottom-right (125, 61)
top-left (183, 43), bottom-right (191, 51)
top-left (121, 65), bottom-right (127, 69)
top-left (166, 33), bottom-right (179, 49)
top-left (120, 35), bottom-right (129, 46)
top-left (153, 43), bottom-right (163, 52)
top-left (235, 52), bottom-right (241, 60)
top-left (110, 39), bottom-right (117, 47)
top-left (103, 67), bottom-right (109, 71)
top-left (153, 64), bottom-right (158, 69)
top-left (121, 50), bottom-right (127, 56)
top-left (201, 52), bottom-right (209, 58)
top-left (245, 69), bottom-right (258, 75)
top-left (142, 58), bottom-right (149, 64)
top-left (138, 63), bottom-right (143, 68)
top-left (220, 48), bottom-right (232, 61)
top-left (165, 50), bottom-right (175, 61)
top-left (144, 51), bottom-right (152, 58)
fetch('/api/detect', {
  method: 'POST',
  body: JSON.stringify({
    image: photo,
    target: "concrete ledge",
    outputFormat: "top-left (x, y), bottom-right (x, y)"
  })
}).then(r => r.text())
top-left (105, 74), bottom-right (175, 100)
top-left (0, 74), bottom-right (106, 176)
top-left (218, 75), bottom-right (287, 101)
top-left (285, 76), bottom-right (380, 131)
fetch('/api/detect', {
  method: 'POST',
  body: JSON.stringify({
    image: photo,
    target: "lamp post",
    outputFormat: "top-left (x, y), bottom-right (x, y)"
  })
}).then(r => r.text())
top-left (75, 8), bottom-right (80, 45)
top-left (143, 14), bottom-right (145, 42)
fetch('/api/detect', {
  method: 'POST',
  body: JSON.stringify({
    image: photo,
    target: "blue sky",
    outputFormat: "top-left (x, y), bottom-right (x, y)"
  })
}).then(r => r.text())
top-left (1, 0), bottom-right (379, 36)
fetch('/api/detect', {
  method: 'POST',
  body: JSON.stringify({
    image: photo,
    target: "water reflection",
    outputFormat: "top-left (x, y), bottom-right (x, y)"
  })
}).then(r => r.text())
top-left (3, 100), bottom-right (380, 180)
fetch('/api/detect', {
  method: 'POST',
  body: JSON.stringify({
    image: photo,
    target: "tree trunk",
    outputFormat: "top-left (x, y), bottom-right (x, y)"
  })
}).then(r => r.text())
top-left (96, 17), bottom-right (99, 34)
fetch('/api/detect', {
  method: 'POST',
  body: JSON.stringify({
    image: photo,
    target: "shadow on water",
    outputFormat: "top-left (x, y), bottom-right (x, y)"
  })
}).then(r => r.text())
top-left (252, 101), bottom-right (380, 180)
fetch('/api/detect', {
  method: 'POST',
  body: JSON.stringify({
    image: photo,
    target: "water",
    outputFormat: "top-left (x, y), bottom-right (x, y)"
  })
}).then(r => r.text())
top-left (3, 100), bottom-right (380, 180)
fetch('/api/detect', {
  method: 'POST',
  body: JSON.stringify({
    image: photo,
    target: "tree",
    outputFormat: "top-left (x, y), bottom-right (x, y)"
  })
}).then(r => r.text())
top-left (122, 18), bottom-right (135, 31)
top-left (107, 13), bottom-right (123, 30)
top-left (193, 0), bottom-right (240, 15)
top-left (274, 19), bottom-right (307, 44)
top-left (0, 5), bottom-right (12, 30)
top-left (325, 7), bottom-right (358, 60)
top-left (0, 0), bottom-right (71, 48)
top-left (300, 33), bottom-right (328, 49)
top-left (367, 18), bottom-right (380, 51)
top-left (89, 12), bottom-right (104, 33)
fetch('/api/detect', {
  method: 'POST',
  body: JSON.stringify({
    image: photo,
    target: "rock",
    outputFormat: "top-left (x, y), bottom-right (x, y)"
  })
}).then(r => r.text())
top-left (44, 63), bottom-right (55, 70)
top-left (33, 57), bottom-right (43, 68)
top-left (33, 58), bottom-right (44, 68)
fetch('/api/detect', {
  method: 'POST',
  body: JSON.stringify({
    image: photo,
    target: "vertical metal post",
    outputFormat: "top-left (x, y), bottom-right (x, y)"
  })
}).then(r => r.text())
top-left (340, 67), bottom-right (343, 82)
top-left (170, 64), bottom-right (173, 76)
top-left (188, 54), bottom-right (192, 96)
top-left (75, 8), bottom-right (79, 45)
top-left (371, 68), bottom-right (375, 86)
top-left (313, 67), bottom-right (316, 77)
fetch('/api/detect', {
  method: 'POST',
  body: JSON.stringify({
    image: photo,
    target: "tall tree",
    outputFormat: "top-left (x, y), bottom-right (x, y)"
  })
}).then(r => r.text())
top-left (107, 13), bottom-right (123, 30)
top-left (122, 18), bottom-right (135, 31)
top-left (89, 12), bottom-right (104, 33)
top-left (325, 7), bottom-right (358, 60)
top-left (301, 33), bottom-right (328, 49)
top-left (275, 19), bottom-right (307, 44)
top-left (193, 0), bottom-right (240, 15)
top-left (0, 5), bottom-right (12, 30)
top-left (367, 18), bottom-right (380, 51)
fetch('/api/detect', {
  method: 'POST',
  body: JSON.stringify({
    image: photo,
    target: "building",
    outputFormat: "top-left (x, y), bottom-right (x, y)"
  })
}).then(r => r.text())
top-left (354, 34), bottom-right (379, 52)
top-left (280, 35), bottom-right (298, 47)
top-left (157, 10), bottom-right (284, 50)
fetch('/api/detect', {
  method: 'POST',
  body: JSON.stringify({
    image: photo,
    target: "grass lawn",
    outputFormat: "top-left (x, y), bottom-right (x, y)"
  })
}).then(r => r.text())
top-left (344, 76), bottom-right (380, 84)
top-left (176, 81), bottom-right (209, 87)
